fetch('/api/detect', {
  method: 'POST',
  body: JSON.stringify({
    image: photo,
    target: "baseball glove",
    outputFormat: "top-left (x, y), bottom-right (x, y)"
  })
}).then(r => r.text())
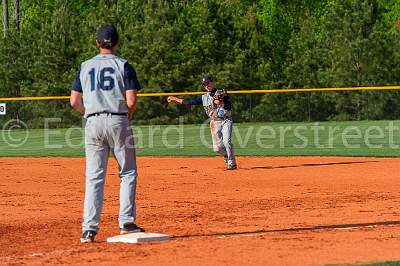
top-left (213, 89), bottom-right (227, 104)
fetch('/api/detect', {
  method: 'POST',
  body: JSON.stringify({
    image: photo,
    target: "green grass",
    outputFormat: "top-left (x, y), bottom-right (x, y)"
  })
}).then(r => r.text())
top-left (0, 120), bottom-right (399, 157)
top-left (333, 261), bottom-right (400, 266)
top-left (361, 262), bottom-right (400, 266)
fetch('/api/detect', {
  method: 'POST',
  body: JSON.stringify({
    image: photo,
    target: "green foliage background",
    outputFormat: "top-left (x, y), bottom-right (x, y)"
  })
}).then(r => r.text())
top-left (0, 0), bottom-right (400, 127)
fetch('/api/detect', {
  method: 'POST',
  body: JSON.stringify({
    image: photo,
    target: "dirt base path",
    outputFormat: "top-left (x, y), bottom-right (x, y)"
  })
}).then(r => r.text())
top-left (1, 157), bottom-right (400, 265)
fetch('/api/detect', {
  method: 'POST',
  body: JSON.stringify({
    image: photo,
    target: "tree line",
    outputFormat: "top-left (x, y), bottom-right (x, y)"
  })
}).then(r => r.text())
top-left (0, 0), bottom-right (400, 127)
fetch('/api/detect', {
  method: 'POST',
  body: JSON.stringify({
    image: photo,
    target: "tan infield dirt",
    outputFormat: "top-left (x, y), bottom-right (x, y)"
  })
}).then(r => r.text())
top-left (0, 157), bottom-right (400, 266)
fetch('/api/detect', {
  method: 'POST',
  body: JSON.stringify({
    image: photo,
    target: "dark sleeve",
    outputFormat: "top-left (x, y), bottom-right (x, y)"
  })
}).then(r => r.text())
top-left (124, 62), bottom-right (141, 91)
top-left (72, 66), bottom-right (82, 93)
top-left (222, 94), bottom-right (232, 111)
top-left (182, 95), bottom-right (203, 105)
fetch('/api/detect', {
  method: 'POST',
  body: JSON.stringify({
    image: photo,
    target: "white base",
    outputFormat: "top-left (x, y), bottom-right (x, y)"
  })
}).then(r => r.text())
top-left (107, 232), bottom-right (170, 244)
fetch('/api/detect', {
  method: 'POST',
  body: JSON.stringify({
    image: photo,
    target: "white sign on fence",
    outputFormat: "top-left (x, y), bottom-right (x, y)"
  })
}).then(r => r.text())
top-left (0, 103), bottom-right (5, 115)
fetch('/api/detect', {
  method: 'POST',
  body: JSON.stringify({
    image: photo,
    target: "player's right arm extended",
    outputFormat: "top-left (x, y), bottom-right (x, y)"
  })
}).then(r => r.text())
top-left (126, 90), bottom-right (137, 120)
top-left (168, 95), bottom-right (202, 105)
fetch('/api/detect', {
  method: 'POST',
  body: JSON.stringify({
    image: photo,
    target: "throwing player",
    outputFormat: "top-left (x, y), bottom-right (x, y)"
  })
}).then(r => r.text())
top-left (168, 75), bottom-right (237, 170)
top-left (70, 24), bottom-right (144, 243)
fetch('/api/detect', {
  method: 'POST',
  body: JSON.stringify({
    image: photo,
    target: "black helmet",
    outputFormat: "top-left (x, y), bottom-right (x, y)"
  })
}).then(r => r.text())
top-left (202, 75), bottom-right (214, 84)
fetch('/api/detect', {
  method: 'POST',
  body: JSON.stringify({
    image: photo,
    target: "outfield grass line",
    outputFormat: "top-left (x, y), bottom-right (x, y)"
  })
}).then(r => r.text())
top-left (0, 154), bottom-right (398, 158)
top-left (357, 261), bottom-right (400, 266)
top-left (0, 120), bottom-right (398, 157)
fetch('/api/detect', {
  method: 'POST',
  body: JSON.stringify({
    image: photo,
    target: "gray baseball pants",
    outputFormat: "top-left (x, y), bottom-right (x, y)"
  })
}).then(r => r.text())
top-left (210, 118), bottom-right (236, 166)
top-left (82, 114), bottom-right (137, 232)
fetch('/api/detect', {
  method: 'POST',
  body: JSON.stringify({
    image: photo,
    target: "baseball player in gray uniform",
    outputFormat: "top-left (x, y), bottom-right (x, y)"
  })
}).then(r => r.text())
top-left (168, 75), bottom-right (237, 170)
top-left (70, 24), bottom-right (144, 243)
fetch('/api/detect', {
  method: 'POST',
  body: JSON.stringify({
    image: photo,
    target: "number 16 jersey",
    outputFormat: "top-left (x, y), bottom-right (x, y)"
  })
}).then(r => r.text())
top-left (72, 54), bottom-right (141, 118)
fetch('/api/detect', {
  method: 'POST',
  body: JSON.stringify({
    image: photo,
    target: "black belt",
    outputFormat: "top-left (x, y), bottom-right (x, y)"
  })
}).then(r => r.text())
top-left (86, 112), bottom-right (127, 118)
top-left (211, 115), bottom-right (232, 121)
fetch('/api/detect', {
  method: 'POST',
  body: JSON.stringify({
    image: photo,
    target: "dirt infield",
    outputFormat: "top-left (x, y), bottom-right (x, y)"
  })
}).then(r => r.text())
top-left (1, 157), bottom-right (400, 266)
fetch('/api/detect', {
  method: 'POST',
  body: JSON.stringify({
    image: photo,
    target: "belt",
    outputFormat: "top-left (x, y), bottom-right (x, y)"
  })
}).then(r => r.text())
top-left (86, 112), bottom-right (127, 118)
top-left (211, 116), bottom-right (231, 121)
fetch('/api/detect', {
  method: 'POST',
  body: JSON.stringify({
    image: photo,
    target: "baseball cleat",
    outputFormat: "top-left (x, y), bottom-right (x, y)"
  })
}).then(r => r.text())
top-left (120, 222), bottom-right (145, 234)
top-left (223, 156), bottom-right (228, 163)
top-left (80, 230), bottom-right (97, 243)
top-left (227, 164), bottom-right (237, 170)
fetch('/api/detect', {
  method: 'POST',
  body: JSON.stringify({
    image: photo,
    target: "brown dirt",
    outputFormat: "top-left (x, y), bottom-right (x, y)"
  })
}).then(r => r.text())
top-left (0, 156), bottom-right (400, 266)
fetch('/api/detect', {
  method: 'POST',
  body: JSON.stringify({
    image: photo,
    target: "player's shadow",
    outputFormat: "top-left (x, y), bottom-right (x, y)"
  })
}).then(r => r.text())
top-left (174, 220), bottom-right (400, 239)
top-left (245, 160), bottom-right (379, 170)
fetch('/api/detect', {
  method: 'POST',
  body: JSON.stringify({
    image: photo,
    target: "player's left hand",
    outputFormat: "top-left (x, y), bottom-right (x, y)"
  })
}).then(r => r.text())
top-left (212, 90), bottom-right (227, 106)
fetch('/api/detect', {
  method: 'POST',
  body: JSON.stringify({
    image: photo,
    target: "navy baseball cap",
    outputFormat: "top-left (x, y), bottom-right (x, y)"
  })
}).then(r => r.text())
top-left (97, 24), bottom-right (119, 48)
top-left (202, 75), bottom-right (213, 84)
